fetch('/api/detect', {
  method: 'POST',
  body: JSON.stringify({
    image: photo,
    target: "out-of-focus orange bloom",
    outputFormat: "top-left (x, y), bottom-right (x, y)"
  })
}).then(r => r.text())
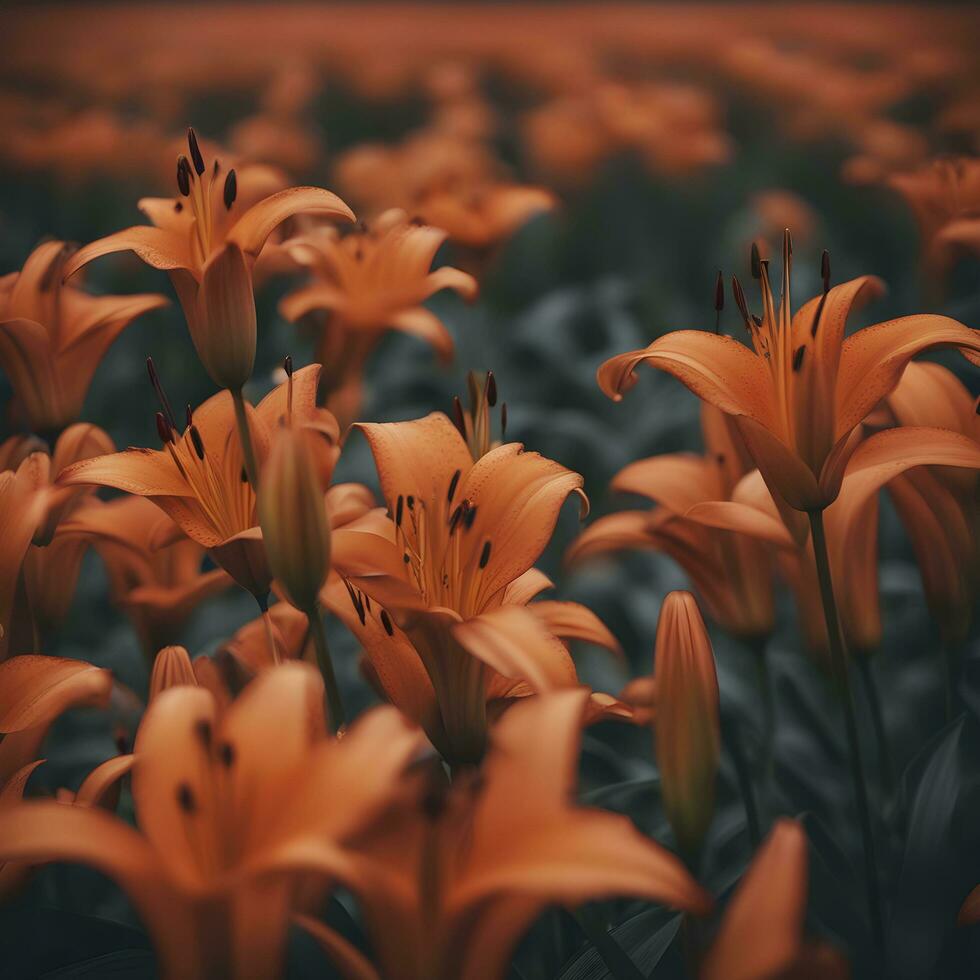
top-left (56, 496), bottom-right (231, 658)
top-left (64, 130), bottom-right (354, 390)
top-left (59, 364), bottom-right (336, 600)
top-left (331, 411), bottom-right (620, 765)
top-left (701, 819), bottom-right (848, 980)
top-left (960, 885), bottom-right (980, 926)
top-left (687, 427), bottom-right (980, 662)
top-left (883, 363), bottom-right (980, 647)
top-left (0, 655), bottom-right (112, 897)
top-left (229, 114), bottom-right (322, 176)
top-left (279, 210), bottom-right (477, 425)
top-left (599, 233), bottom-right (980, 511)
top-left (301, 690), bottom-right (711, 980)
top-left (639, 591), bottom-right (720, 857)
top-left (0, 663), bottom-right (424, 980)
top-left (0, 240), bottom-right (167, 434)
top-left (888, 158), bottom-right (980, 278)
top-left (568, 404), bottom-right (774, 643)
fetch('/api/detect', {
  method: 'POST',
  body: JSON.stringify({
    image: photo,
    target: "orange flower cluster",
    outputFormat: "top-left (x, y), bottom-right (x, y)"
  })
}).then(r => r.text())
top-left (0, 5), bottom-right (979, 979)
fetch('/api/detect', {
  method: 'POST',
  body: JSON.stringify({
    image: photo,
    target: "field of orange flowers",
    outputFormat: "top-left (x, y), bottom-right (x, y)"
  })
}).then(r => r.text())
top-left (0, 3), bottom-right (979, 978)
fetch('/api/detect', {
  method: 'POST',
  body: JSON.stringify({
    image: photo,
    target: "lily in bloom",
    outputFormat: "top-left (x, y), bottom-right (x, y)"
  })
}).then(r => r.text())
top-left (883, 362), bottom-right (980, 649)
top-left (0, 663), bottom-right (424, 980)
top-left (300, 689), bottom-right (711, 980)
top-left (701, 820), bottom-right (847, 980)
top-left (279, 208), bottom-right (477, 425)
top-left (567, 403), bottom-right (774, 644)
top-left (332, 411), bottom-right (621, 766)
top-left (59, 364), bottom-right (335, 602)
top-left (63, 128), bottom-right (354, 391)
top-left (56, 496), bottom-right (231, 659)
top-left (598, 232), bottom-right (980, 512)
top-left (0, 240), bottom-right (167, 435)
top-left (0, 655), bottom-right (112, 897)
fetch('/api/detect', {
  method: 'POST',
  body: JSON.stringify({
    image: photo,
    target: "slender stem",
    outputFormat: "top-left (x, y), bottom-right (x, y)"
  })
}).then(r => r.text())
top-left (808, 509), bottom-right (884, 953)
top-left (749, 637), bottom-right (776, 786)
top-left (722, 713), bottom-right (762, 848)
top-left (855, 654), bottom-right (894, 795)
top-left (231, 387), bottom-right (260, 490)
top-left (305, 605), bottom-right (346, 735)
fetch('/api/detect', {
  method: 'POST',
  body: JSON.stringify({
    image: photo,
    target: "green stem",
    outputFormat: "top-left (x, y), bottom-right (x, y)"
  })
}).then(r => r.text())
top-left (808, 509), bottom-right (884, 953)
top-left (305, 606), bottom-right (346, 734)
top-left (722, 713), bottom-right (762, 848)
top-left (855, 654), bottom-right (894, 795)
top-left (231, 387), bottom-right (260, 491)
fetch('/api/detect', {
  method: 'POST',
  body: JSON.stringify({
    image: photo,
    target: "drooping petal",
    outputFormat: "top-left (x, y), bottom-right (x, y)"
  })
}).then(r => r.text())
top-left (612, 453), bottom-right (720, 511)
top-left (0, 655), bottom-right (112, 733)
top-left (58, 448), bottom-right (192, 497)
top-left (387, 308), bottom-right (455, 363)
top-left (565, 511), bottom-right (658, 565)
top-left (63, 226), bottom-right (196, 276)
top-left (227, 188), bottom-right (355, 258)
top-left (597, 331), bottom-right (775, 430)
top-left (527, 601), bottom-right (622, 656)
top-left (74, 754), bottom-right (136, 808)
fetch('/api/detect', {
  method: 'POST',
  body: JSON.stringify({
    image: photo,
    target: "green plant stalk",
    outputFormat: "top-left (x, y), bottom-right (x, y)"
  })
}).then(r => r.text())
top-left (748, 636), bottom-right (776, 787)
top-left (855, 653), bottom-right (894, 795)
top-left (231, 387), bottom-right (260, 491)
top-left (305, 606), bottom-right (346, 735)
top-left (721, 713), bottom-right (762, 848)
top-left (808, 509), bottom-right (884, 952)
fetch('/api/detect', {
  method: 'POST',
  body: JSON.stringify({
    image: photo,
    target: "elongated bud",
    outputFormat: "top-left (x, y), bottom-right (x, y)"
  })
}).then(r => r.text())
top-left (258, 427), bottom-right (331, 613)
top-left (149, 645), bottom-right (197, 701)
top-left (653, 591), bottom-right (720, 858)
top-left (196, 242), bottom-right (257, 390)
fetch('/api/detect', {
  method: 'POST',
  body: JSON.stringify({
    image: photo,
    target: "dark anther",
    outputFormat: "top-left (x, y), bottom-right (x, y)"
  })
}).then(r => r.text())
top-left (241, 467), bottom-right (249, 483)
top-left (410, 215), bottom-right (425, 226)
top-left (447, 469), bottom-right (461, 503)
top-left (714, 270), bottom-right (724, 311)
top-left (219, 742), bottom-right (235, 767)
top-left (406, 495), bottom-right (415, 510)
top-left (486, 371), bottom-right (497, 407)
top-left (176, 155), bottom-right (191, 196)
top-left (212, 159), bottom-right (221, 177)
top-left (750, 242), bottom-right (762, 280)
top-left (792, 345), bottom-right (806, 372)
top-left (731, 276), bottom-right (750, 326)
top-left (176, 782), bottom-right (196, 813)
top-left (784, 228), bottom-right (793, 257)
top-left (452, 395), bottom-right (467, 437)
top-left (395, 495), bottom-right (404, 527)
top-left (403, 552), bottom-right (411, 564)
top-left (449, 504), bottom-right (463, 534)
top-left (479, 540), bottom-right (492, 569)
top-left (381, 610), bottom-right (395, 636)
top-left (155, 412), bottom-right (173, 445)
top-left (185, 404), bottom-right (193, 428)
top-left (174, 201), bottom-right (183, 213)
top-left (463, 504), bottom-right (478, 530)
top-left (146, 356), bottom-right (177, 429)
top-left (364, 595), bottom-right (372, 613)
top-left (821, 250), bottom-right (831, 294)
top-left (187, 127), bottom-right (205, 176)
top-left (190, 425), bottom-right (206, 460)
top-left (223, 168), bottom-right (237, 210)
top-left (284, 354), bottom-right (293, 377)
top-left (194, 719), bottom-right (212, 748)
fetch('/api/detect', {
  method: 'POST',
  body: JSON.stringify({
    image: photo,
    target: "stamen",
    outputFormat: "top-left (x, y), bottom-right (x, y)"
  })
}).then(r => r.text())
top-left (176, 156), bottom-right (191, 197)
top-left (218, 742), bottom-right (235, 767)
top-left (176, 782), bottom-right (196, 813)
top-left (395, 495), bottom-right (404, 527)
top-left (381, 610), bottom-right (395, 636)
top-left (174, 201), bottom-right (183, 213)
top-left (463, 504), bottom-right (478, 530)
top-left (485, 371), bottom-right (497, 407)
top-left (479, 540), bottom-right (492, 569)
top-left (447, 469), bottom-right (461, 503)
top-left (155, 412), bottom-right (173, 445)
top-left (750, 241), bottom-right (762, 280)
top-left (792, 345), bottom-right (806, 372)
top-left (190, 425), bottom-right (206, 460)
top-left (821, 250), bottom-right (831, 294)
top-left (187, 127), bottom-right (206, 176)
top-left (241, 467), bottom-right (249, 483)
top-left (731, 276), bottom-right (751, 328)
top-left (223, 169), bottom-right (237, 210)
top-left (195, 720), bottom-right (212, 748)
top-left (185, 404), bottom-right (193, 428)
top-left (146, 357), bottom-right (177, 429)
top-left (451, 396), bottom-right (467, 438)
top-left (407, 496), bottom-right (415, 510)
top-left (448, 504), bottom-right (463, 534)
top-left (500, 402), bottom-right (507, 439)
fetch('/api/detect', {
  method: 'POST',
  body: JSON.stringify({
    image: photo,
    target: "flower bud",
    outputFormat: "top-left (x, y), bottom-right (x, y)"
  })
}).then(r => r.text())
top-left (195, 242), bottom-right (257, 391)
top-left (653, 590), bottom-right (720, 857)
top-left (149, 645), bottom-right (198, 702)
top-left (258, 427), bottom-right (331, 613)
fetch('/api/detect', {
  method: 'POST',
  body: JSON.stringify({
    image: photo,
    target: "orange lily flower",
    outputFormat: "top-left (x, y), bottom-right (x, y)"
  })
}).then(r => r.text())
top-left (598, 232), bottom-right (980, 511)
top-left (701, 819), bottom-right (847, 980)
top-left (58, 364), bottom-right (335, 602)
top-left (300, 689), bottom-right (711, 980)
top-left (63, 129), bottom-right (354, 390)
top-left (567, 403), bottom-right (774, 643)
top-left (56, 496), bottom-right (231, 658)
top-left (960, 885), bottom-right (980, 926)
top-left (0, 240), bottom-right (167, 435)
top-left (332, 411), bottom-right (621, 765)
top-left (685, 427), bottom-right (980, 662)
top-left (0, 655), bottom-right (112, 897)
top-left (0, 663), bottom-right (424, 980)
top-left (883, 362), bottom-right (980, 648)
top-left (279, 209), bottom-right (477, 425)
